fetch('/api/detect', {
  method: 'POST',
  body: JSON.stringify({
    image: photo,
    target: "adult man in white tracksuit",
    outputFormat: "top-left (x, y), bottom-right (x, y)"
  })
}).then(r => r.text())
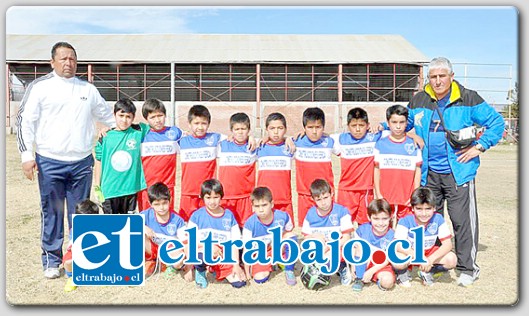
top-left (16, 42), bottom-right (115, 279)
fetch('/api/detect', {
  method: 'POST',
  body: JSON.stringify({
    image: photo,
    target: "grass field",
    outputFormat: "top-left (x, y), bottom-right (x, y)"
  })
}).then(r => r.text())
top-left (4, 134), bottom-right (519, 306)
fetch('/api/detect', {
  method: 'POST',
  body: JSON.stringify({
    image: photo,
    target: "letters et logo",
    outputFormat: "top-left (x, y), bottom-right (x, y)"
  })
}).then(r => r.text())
top-left (72, 214), bottom-right (145, 286)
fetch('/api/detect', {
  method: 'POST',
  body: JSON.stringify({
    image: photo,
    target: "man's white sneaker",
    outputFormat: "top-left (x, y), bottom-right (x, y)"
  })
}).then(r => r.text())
top-left (44, 267), bottom-right (60, 279)
top-left (457, 273), bottom-right (475, 287)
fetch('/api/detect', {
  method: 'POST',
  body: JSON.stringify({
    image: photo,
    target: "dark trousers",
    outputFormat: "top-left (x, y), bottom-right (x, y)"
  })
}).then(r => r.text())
top-left (35, 154), bottom-right (94, 270)
top-left (102, 194), bottom-right (137, 214)
top-left (426, 169), bottom-right (480, 279)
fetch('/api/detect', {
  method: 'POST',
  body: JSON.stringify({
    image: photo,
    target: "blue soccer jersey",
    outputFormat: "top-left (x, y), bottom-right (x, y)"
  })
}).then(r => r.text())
top-left (354, 222), bottom-right (395, 252)
top-left (256, 142), bottom-right (294, 204)
top-left (141, 208), bottom-right (187, 244)
top-left (394, 213), bottom-right (451, 255)
top-left (242, 210), bottom-right (294, 246)
top-left (187, 206), bottom-right (241, 243)
top-left (301, 203), bottom-right (354, 241)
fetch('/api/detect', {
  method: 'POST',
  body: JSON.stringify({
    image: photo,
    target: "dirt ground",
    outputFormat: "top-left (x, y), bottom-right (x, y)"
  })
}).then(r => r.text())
top-left (4, 134), bottom-right (519, 306)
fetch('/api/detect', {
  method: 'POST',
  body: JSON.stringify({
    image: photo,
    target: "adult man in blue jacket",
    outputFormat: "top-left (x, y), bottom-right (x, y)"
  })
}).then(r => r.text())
top-left (404, 57), bottom-right (504, 287)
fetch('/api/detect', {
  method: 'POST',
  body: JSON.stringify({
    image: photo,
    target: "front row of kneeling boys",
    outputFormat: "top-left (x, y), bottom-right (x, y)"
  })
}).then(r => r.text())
top-left (64, 178), bottom-right (457, 292)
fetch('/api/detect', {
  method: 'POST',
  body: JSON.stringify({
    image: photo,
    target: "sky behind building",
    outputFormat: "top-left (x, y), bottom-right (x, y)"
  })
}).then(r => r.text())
top-left (5, 6), bottom-right (519, 106)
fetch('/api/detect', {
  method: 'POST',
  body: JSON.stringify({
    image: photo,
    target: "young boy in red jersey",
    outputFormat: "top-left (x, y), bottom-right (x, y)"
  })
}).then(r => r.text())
top-left (177, 105), bottom-right (225, 221)
top-left (256, 112), bottom-right (295, 223)
top-left (374, 105), bottom-right (422, 228)
top-left (331, 107), bottom-right (384, 226)
top-left (137, 99), bottom-right (184, 212)
top-left (294, 107), bottom-right (339, 227)
top-left (217, 112), bottom-right (257, 226)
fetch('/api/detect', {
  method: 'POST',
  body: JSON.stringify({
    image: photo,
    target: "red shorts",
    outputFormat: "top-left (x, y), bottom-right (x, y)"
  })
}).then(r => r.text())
top-left (337, 189), bottom-right (374, 225)
top-left (392, 204), bottom-right (412, 222)
top-left (221, 196), bottom-right (252, 227)
top-left (365, 262), bottom-right (396, 282)
top-left (179, 195), bottom-right (204, 222)
top-left (62, 248), bottom-right (72, 264)
top-left (248, 248), bottom-right (274, 277)
top-left (137, 186), bottom-right (176, 213)
top-left (273, 202), bottom-right (294, 226)
top-left (297, 194), bottom-right (314, 227)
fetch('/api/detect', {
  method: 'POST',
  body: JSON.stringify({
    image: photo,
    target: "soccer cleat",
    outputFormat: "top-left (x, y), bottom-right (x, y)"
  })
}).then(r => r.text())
top-left (418, 271), bottom-right (435, 286)
top-left (64, 277), bottom-right (77, 292)
top-left (44, 267), bottom-right (60, 279)
top-left (352, 278), bottom-right (364, 292)
top-left (338, 266), bottom-right (353, 286)
top-left (396, 270), bottom-right (411, 288)
top-left (457, 273), bottom-right (475, 288)
top-left (285, 270), bottom-right (297, 286)
top-left (163, 265), bottom-right (178, 278)
top-left (195, 269), bottom-right (208, 289)
top-left (431, 265), bottom-right (448, 279)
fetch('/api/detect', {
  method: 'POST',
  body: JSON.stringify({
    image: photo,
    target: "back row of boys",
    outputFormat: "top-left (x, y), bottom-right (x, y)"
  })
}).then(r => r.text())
top-left (94, 98), bottom-right (422, 228)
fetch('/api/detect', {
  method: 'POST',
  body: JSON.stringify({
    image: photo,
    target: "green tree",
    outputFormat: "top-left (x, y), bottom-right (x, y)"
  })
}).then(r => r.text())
top-left (507, 82), bottom-right (518, 119)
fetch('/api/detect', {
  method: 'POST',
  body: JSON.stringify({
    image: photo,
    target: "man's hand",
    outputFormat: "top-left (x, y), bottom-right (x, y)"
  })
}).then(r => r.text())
top-left (456, 146), bottom-right (482, 163)
top-left (407, 133), bottom-right (425, 149)
top-left (97, 126), bottom-right (111, 139)
top-left (22, 160), bottom-right (37, 181)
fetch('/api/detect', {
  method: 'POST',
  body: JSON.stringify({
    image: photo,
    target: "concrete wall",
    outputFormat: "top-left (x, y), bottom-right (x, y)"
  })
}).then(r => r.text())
top-left (8, 101), bottom-right (407, 136)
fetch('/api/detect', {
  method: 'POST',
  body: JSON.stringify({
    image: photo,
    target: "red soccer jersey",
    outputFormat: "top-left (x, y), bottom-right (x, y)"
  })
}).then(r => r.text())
top-left (217, 140), bottom-right (257, 199)
top-left (256, 142), bottom-right (293, 204)
top-left (178, 133), bottom-right (223, 196)
top-left (294, 135), bottom-right (337, 195)
top-left (331, 132), bottom-right (382, 191)
top-left (374, 136), bottom-right (423, 206)
top-left (141, 126), bottom-right (183, 187)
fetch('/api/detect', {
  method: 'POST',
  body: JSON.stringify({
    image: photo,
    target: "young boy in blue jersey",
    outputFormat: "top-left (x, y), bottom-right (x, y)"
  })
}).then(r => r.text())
top-left (351, 198), bottom-right (396, 292)
top-left (141, 182), bottom-right (191, 280)
top-left (392, 187), bottom-right (457, 287)
top-left (301, 179), bottom-right (354, 286)
top-left (187, 179), bottom-right (247, 289)
top-left (94, 98), bottom-right (150, 214)
top-left (242, 186), bottom-right (298, 286)
top-left (63, 199), bottom-right (100, 292)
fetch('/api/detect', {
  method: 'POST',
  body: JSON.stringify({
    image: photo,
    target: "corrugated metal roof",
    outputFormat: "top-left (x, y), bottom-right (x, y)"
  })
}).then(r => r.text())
top-left (6, 34), bottom-right (429, 64)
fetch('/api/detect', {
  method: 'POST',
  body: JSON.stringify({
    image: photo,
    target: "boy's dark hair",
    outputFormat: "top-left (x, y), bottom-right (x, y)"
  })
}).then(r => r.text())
top-left (147, 182), bottom-right (171, 203)
top-left (410, 187), bottom-right (436, 207)
top-left (385, 104), bottom-right (409, 121)
top-left (347, 107), bottom-right (369, 125)
top-left (302, 107), bottom-right (325, 128)
top-left (76, 199), bottom-right (99, 215)
top-left (309, 179), bottom-right (332, 198)
top-left (51, 41), bottom-right (77, 59)
top-left (142, 98), bottom-right (166, 120)
top-left (251, 186), bottom-right (273, 203)
top-left (230, 112), bottom-right (251, 130)
top-left (265, 112), bottom-right (287, 129)
top-left (367, 198), bottom-right (391, 217)
top-left (200, 179), bottom-right (224, 199)
top-left (114, 98), bottom-right (136, 116)
top-left (188, 104), bottom-right (211, 124)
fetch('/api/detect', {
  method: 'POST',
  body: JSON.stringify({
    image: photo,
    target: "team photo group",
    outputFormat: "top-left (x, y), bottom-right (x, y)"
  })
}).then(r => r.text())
top-left (15, 42), bottom-right (505, 294)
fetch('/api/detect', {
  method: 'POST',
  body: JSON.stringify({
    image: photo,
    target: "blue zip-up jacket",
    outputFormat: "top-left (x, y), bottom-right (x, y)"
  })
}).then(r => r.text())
top-left (406, 80), bottom-right (505, 186)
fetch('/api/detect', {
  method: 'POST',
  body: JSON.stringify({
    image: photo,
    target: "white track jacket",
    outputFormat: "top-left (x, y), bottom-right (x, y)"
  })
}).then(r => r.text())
top-left (16, 71), bottom-right (115, 163)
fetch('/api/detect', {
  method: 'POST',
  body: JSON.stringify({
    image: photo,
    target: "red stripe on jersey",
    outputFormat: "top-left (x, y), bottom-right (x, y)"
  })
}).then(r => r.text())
top-left (218, 164), bottom-right (256, 199)
top-left (141, 154), bottom-right (177, 187)
top-left (339, 156), bottom-right (374, 191)
top-left (180, 160), bottom-right (217, 196)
